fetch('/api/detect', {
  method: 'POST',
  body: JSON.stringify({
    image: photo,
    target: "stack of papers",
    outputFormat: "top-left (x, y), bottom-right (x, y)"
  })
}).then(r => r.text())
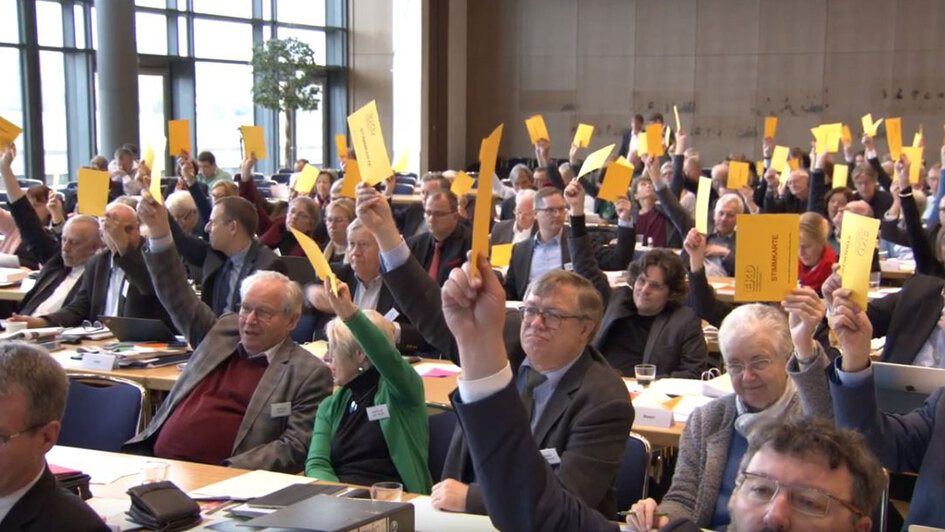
top-left (413, 362), bottom-right (461, 378)
top-left (0, 326), bottom-right (63, 341)
top-left (0, 267), bottom-right (29, 284)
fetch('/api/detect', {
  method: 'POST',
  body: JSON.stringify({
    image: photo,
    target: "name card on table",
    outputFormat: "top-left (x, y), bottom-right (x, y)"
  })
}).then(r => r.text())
top-left (81, 352), bottom-right (117, 371)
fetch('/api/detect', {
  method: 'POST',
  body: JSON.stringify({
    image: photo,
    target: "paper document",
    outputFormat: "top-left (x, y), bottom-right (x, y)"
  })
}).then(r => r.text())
top-left (411, 496), bottom-right (498, 532)
top-left (190, 470), bottom-right (313, 500)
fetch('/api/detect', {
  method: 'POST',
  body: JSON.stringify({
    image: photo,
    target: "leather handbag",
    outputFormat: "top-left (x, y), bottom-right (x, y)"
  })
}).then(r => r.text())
top-left (126, 481), bottom-right (201, 531)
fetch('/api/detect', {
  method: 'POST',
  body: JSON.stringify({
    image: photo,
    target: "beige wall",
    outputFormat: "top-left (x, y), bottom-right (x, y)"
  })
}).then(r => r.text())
top-left (464, 0), bottom-right (945, 166)
top-left (348, 0), bottom-right (394, 150)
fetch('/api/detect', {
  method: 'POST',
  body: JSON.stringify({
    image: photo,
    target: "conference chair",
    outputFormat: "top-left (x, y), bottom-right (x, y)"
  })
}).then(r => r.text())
top-left (59, 374), bottom-right (147, 452)
top-left (393, 183), bottom-right (415, 195)
top-left (271, 173), bottom-right (292, 184)
top-left (616, 432), bottom-right (652, 512)
top-left (427, 410), bottom-right (458, 481)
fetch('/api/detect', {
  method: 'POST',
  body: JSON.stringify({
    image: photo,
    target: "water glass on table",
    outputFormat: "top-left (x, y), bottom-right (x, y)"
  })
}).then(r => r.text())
top-left (370, 482), bottom-right (403, 502)
top-left (140, 460), bottom-right (169, 484)
top-left (869, 271), bottom-right (881, 290)
top-left (634, 364), bottom-right (656, 389)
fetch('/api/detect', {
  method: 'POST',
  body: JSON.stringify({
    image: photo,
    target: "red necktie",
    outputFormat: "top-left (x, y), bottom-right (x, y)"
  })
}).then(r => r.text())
top-left (428, 240), bottom-right (443, 280)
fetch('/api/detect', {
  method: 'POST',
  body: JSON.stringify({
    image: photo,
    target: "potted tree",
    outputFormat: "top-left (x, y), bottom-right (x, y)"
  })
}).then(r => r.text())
top-left (251, 37), bottom-right (322, 167)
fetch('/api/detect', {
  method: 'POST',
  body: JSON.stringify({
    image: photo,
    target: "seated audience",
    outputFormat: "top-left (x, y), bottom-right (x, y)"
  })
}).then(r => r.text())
top-left (798, 212), bottom-right (837, 293)
top-left (566, 181), bottom-right (706, 377)
top-left (825, 187), bottom-right (855, 252)
top-left (628, 295), bottom-right (833, 530)
top-left (0, 342), bottom-right (107, 531)
top-left (304, 282), bottom-right (431, 494)
top-left (10, 201), bottom-right (173, 329)
top-left (397, 172), bottom-right (449, 237)
top-left (849, 157), bottom-right (892, 221)
top-left (499, 163), bottom-right (535, 220)
top-left (169, 195), bottom-right (284, 315)
top-left (323, 197), bottom-right (355, 264)
top-left (826, 287), bottom-right (944, 528)
top-left (882, 155), bottom-right (944, 277)
top-left (439, 254), bottom-right (880, 532)
top-left (489, 188), bottom-right (536, 246)
top-left (354, 185), bottom-right (633, 517)
top-left (125, 195), bottom-right (332, 471)
top-left (632, 175), bottom-right (679, 248)
top-left (505, 186), bottom-right (635, 300)
top-left (196, 150), bottom-right (232, 189)
top-left (165, 190), bottom-right (201, 237)
top-left (407, 189), bottom-right (471, 286)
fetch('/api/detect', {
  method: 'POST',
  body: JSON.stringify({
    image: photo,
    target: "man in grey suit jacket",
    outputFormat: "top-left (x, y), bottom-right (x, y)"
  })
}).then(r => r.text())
top-left (124, 196), bottom-right (332, 473)
top-left (352, 184), bottom-right (633, 518)
top-left (488, 189), bottom-right (536, 246)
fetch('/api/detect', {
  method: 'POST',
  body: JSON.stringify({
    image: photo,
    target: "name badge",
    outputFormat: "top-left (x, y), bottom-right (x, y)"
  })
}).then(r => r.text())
top-left (563, 262), bottom-right (574, 272)
top-left (367, 404), bottom-right (391, 422)
top-left (383, 308), bottom-right (400, 321)
top-left (270, 402), bottom-right (291, 418)
top-left (540, 448), bottom-right (561, 466)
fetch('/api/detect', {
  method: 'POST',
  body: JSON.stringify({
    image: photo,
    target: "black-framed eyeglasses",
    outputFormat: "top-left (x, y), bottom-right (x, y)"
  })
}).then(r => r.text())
top-left (518, 305), bottom-right (587, 330)
top-left (737, 471), bottom-right (865, 518)
top-left (0, 422), bottom-right (48, 449)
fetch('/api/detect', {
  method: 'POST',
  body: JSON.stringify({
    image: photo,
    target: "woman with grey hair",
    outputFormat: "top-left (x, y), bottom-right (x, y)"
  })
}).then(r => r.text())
top-left (627, 289), bottom-right (834, 531)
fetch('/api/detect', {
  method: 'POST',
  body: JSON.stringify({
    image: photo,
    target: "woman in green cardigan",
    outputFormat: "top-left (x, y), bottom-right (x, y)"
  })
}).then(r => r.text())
top-left (305, 281), bottom-right (432, 494)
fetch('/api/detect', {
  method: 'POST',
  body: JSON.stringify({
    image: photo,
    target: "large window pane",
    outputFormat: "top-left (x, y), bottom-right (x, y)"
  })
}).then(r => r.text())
top-left (0, 48), bottom-right (23, 178)
top-left (193, 19), bottom-right (252, 61)
top-left (136, 0), bottom-right (166, 7)
top-left (195, 62), bottom-right (253, 171)
top-left (138, 74), bottom-right (166, 154)
top-left (74, 4), bottom-right (87, 48)
top-left (136, 13), bottom-right (167, 55)
top-left (192, 0), bottom-right (252, 18)
top-left (0, 0), bottom-right (19, 44)
top-left (283, 101), bottom-right (325, 166)
top-left (276, 27), bottom-right (326, 65)
top-left (36, 1), bottom-right (63, 48)
top-left (40, 51), bottom-right (67, 178)
top-left (277, 0), bottom-right (326, 27)
top-left (177, 15), bottom-right (189, 56)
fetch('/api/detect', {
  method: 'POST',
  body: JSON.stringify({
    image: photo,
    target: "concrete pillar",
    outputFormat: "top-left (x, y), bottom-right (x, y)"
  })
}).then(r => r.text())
top-left (95, 0), bottom-right (139, 156)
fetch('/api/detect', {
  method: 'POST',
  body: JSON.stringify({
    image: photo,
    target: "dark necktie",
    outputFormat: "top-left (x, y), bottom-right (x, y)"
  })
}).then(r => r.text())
top-left (520, 366), bottom-right (548, 422)
top-left (428, 240), bottom-right (443, 280)
top-left (214, 260), bottom-right (233, 314)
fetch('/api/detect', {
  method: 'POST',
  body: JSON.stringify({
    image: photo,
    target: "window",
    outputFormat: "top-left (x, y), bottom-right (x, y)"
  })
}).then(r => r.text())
top-left (40, 51), bottom-right (67, 177)
top-left (36, 1), bottom-right (63, 48)
top-left (193, 19), bottom-right (253, 61)
top-left (195, 62), bottom-right (253, 170)
top-left (74, 4), bottom-right (87, 48)
top-left (136, 12), bottom-right (168, 56)
top-left (0, 0), bottom-right (19, 44)
top-left (138, 74), bottom-right (166, 151)
top-left (192, 0), bottom-right (252, 18)
top-left (281, 96), bottom-right (326, 166)
top-left (275, 27), bottom-right (326, 65)
top-left (277, 0), bottom-right (326, 27)
top-left (0, 47), bottom-right (24, 177)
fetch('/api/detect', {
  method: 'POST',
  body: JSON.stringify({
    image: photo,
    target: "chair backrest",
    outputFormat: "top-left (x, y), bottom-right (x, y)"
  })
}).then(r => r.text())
top-left (616, 432), bottom-right (652, 511)
top-left (393, 183), bottom-right (415, 195)
top-left (427, 410), bottom-right (458, 481)
top-left (271, 173), bottom-right (292, 184)
top-left (59, 374), bottom-right (146, 452)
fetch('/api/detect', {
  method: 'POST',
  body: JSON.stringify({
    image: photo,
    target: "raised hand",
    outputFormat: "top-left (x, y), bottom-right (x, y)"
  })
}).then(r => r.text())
top-left (615, 196), bottom-right (632, 222)
top-left (564, 179), bottom-right (585, 217)
top-left (101, 209), bottom-right (130, 255)
top-left (325, 281), bottom-right (357, 320)
top-left (240, 155), bottom-right (257, 183)
top-left (675, 129), bottom-right (688, 156)
top-left (781, 287), bottom-right (825, 361)
top-left (136, 191), bottom-right (171, 240)
top-left (828, 289), bottom-right (873, 372)
top-left (46, 191), bottom-right (65, 225)
top-left (355, 183), bottom-right (400, 251)
top-left (535, 139), bottom-right (551, 167)
top-left (762, 136), bottom-right (774, 159)
top-left (683, 228), bottom-right (706, 272)
top-left (895, 153), bottom-right (911, 189)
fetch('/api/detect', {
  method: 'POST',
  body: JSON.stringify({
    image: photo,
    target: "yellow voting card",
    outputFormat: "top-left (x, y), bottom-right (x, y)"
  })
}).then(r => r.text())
top-left (764, 117), bottom-right (778, 139)
top-left (862, 114), bottom-right (883, 137)
top-left (295, 164), bottom-right (320, 194)
top-left (168, 119), bottom-right (191, 156)
top-left (525, 115), bottom-right (549, 145)
top-left (841, 124), bottom-right (853, 144)
top-left (577, 143), bottom-right (616, 180)
top-left (788, 158), bottom-right (800, 170)
top-left (598, 157), bottom-right (634, 202)
top-left (886, 117), bottom-right (903, 161)
top-left (770, 146), bottom-right (789, 173)
top-left (490, 243), bottom-right (514, 268)
top-left (838, 211), bottom-right (879, 310)
top-left (340, 159), bottom-right (360, 199)
top-left (290, 228), bottom-right (338, 295)
top-left (696, 176), bottom-right (712, 234)
top-left (391, 150), bottom-right (409, 173)
top-left (149, 136), bottom-right (166, 204)
top-left (902, 146), bottom-right (923, 184)
top-left (471, 124), bottom-right (503, 280)
top-left (637, 130), bottom-right (649, 155)
top-left (335, 134), bottom-right (348, 162)
top-left (347, 100), bottom-right (393, 185)
top-left (727, 161), bottom-right (750, 189)
top-left (811, 126), bottom-right (827, 153)
top-left (573, 123), bottom-right (594, 148)
top-left (913, 125), bottom-right (924, 148)
top-left (0, 115), bottom-right (22, 147)
top-left (734, 214), bottom-right (799, 302)
top-left (674, 105), bottom-right (682, 131)
top-left (832, 164), bottom-right (849, 190)
top-left (451, 170), bottom-right (475, 196)
top-left (143, 145), bottom-right (155, 170)
top-left (823, 123), bottom-right (842, 153)
top-left (77, 168), bottom-right (110, 217)
top-left (240, 126), bottom-right (267, 159)
top-left (646, 123), bottom-right (664, 157)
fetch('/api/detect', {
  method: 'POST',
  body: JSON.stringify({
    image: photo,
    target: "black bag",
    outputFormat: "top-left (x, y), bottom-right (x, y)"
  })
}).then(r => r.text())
top-left (126, 481), bottom-right (201, 531)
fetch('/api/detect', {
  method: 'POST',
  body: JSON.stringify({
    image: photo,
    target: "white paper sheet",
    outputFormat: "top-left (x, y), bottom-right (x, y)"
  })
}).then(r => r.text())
top-left (189, 470), bottom-right (313, 500)
top-left (411, 496), bottom-right (498, 532)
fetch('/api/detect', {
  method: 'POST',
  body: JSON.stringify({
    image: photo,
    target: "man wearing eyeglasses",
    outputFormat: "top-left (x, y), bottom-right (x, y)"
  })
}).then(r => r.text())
top-left (406, 190), bottom-right (471, 286)
top-left (0, 342), bottom-right (107, 530)
top-left (124, 195), bottom-right (333, 473)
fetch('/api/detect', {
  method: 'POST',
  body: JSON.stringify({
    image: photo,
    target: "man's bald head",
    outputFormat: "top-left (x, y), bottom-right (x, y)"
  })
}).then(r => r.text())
top-left (61, 216), bottom-right (101, 267)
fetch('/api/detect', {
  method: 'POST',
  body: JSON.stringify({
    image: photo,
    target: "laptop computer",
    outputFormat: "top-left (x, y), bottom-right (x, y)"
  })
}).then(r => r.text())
top-left (872, 361), bottom-right (945, 413)
top-left (98, 316), bottom-right (178, 343)
top-left (281, 256), bottom-right (318, 285)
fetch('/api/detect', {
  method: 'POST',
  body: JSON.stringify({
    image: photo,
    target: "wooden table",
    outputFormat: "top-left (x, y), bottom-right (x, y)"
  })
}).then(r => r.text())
top-left (706, 276), bottom-right (902, 304)
top-left (52, 341), bottom-right (181, 392)
top-left (0, 278), bottom-right (33, 302)
top-left (880, 259), bottom-right (915, 281)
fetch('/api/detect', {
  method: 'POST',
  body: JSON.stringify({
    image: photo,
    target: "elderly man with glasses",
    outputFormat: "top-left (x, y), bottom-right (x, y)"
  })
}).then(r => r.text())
top-left (0, 342), bottom-right (107, 530)
top-left (124, 194), bottom-right (333, 473)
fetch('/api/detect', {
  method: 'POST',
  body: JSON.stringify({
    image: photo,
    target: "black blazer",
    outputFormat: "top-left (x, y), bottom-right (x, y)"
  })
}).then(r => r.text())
top-left (869, 273), bottom-right (945, 364)
top-left (42, 245), bottom-right (174, 329)
top-left (395, 201), bottom-right (425, 238)
top-left (169, 218), bottom-right (286, 314)
top-left (504, 224), bottom-right (636, 301)
top-left (406, 223), bottom-right (471, 286)
top-left (0, 466), bottom-right (107, 531)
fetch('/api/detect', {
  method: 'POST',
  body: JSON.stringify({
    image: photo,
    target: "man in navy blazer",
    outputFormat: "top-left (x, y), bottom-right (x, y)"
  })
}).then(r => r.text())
top-left (826, 286), bottom-right (945, 529)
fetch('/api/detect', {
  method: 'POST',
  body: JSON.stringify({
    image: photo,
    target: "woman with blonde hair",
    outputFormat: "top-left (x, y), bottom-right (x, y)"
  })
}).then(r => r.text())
top-left (798, 211), bottom-right (836, 293)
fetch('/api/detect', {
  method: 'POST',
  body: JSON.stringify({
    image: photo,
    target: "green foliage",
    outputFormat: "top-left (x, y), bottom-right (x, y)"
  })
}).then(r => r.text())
top-left (251, 38), bottom-right (322, 113)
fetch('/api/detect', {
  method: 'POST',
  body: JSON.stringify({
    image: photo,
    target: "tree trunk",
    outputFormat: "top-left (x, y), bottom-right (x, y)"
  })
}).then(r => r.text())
top-left (284, 109), bottom-right (296, 169)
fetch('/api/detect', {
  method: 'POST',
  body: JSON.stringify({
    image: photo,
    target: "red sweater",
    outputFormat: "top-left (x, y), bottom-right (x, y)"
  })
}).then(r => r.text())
top-left (153, 352), bottom-right (268, 464)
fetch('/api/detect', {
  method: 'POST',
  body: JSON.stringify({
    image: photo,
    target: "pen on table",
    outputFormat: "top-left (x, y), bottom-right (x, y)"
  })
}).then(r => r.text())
top-left (616, 509), bottom-right (669, 520)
